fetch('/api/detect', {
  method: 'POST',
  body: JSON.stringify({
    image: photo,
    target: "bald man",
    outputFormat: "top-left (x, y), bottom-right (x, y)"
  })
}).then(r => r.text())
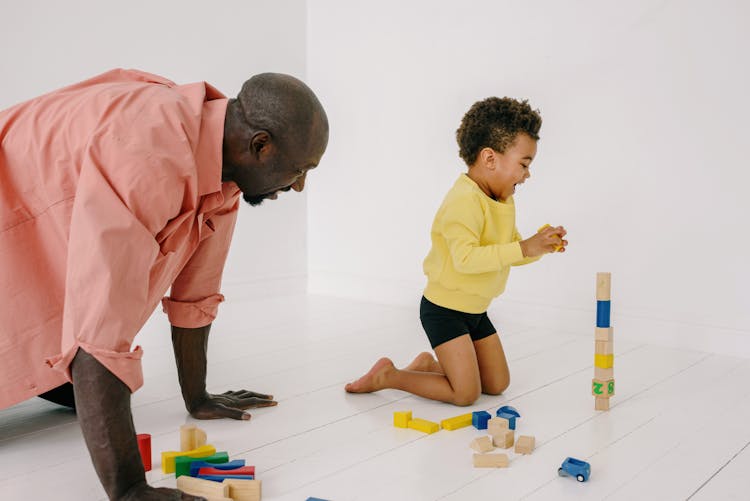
top-left (0, 69), bottom-right (328, 500)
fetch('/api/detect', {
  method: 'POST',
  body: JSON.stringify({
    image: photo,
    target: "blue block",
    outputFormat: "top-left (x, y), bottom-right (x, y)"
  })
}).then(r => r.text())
top-left (196, 474), bottom-right (255, 482)
top-left (189, 459), bottom-right (246, 477)
top-left (472, 411), bottom-right (491, 429)
top-left (496, 405), bottom-right (521, 430)
top-left (596, 301), bottom-right (611, 327)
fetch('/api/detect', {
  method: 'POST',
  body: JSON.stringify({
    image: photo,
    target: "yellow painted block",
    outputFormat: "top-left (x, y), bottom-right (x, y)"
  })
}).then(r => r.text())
top-left (407, 418), bottom-right (440, 434)
top-left (393, 410), bottom-right (412, 428)
top-left (441, 413), bottom-right (473, 430)
top-left (161, 444), bottom-right (216, 474)
top-left (538, 224), bottom-right (563, 251)
top-left (594, 353), bottom-right (614, 368)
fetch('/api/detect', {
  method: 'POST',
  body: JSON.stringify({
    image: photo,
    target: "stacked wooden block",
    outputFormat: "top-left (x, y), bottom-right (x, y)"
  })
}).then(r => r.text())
top-left (161, 424), bottom-right (261, 501)
top-left (593, 272), bottom-right (615, 410)
top-left (470, 408), bottom-right (535, 468)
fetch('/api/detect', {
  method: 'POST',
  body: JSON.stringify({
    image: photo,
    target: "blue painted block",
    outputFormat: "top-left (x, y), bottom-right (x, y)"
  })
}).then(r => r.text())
top-left (496, 405), bottom-right (521, 430)
top-left (596, 301), bottom-right (611, 327)
top-left (196, 474), bottom-right (254, 482)
top-left (189, 459), bottom-right (245, 477)
top-left (472, 410), bottom-right (491, 429)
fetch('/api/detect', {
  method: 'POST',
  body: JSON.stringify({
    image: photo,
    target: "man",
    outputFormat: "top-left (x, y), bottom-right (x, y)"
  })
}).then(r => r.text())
top-left (0, 69), bottom-right (329, 500)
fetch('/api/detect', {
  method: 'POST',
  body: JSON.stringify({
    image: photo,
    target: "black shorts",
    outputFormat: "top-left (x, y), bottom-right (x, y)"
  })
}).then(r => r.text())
top-left (419, 296), bottom-right (497, 349)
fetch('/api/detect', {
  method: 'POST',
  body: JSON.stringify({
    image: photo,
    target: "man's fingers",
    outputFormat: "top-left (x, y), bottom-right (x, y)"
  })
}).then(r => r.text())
top-left (220, 390), bottom-right (274, 400)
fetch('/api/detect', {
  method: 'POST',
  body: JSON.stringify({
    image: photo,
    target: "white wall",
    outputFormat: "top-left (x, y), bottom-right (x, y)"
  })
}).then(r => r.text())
top-left (307, 1), bottom-right (750, 356)
top-left (0, 0), bottom-right (309, 297)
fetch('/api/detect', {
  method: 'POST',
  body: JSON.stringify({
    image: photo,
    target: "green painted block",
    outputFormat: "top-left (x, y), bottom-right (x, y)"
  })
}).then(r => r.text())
top-left (175, 451), bottom-right (229, 477)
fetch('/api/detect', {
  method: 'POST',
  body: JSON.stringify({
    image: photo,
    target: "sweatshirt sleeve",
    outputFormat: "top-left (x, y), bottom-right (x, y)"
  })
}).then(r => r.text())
top-left (441, 196), bottom-right (526, 274)
top-left (511, 226), bottom-right (542, 266)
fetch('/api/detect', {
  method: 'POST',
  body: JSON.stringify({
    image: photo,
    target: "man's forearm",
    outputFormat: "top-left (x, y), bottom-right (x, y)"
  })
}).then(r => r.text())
top-left (171, 324), bottom-right (212, 413)
top-left (71, 349), bottom-right (146, 500)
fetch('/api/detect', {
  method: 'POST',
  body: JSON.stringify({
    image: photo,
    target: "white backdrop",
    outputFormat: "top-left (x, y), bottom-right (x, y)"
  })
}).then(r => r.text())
top-left (307, 1), bottom-right (750, 356)
top-left (0, 0), bottom-right (309, 297)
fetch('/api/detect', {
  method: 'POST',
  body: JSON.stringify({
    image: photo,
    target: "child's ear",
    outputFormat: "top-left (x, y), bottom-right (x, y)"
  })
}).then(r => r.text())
top-left (482, 148), bottom-right (496, 170)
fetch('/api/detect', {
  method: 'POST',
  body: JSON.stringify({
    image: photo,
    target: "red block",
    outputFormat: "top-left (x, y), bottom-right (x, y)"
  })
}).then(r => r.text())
top-left (197, 466), bottom-right (255, 476)
top-left (137, 434), bottom-right (152, 472)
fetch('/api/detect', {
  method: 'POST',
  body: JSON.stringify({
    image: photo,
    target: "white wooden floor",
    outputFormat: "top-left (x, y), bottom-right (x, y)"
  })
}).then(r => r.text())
top-left (2, 293), bottom-right (750, 501)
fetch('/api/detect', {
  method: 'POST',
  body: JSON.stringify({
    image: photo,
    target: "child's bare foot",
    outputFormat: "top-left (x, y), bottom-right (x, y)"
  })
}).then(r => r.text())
top-left (404, 351), bottom-right (443, 373)
top-left (345, 357), bottom-right (395, 393)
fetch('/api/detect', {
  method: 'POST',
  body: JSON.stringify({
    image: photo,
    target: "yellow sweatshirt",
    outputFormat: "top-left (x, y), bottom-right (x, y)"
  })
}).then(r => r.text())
top-left (423, 174), bottom-right (540, 313)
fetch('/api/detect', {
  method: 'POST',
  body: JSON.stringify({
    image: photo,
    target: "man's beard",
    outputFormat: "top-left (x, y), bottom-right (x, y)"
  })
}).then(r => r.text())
top-left (242, 185), bottom-right (292, 207)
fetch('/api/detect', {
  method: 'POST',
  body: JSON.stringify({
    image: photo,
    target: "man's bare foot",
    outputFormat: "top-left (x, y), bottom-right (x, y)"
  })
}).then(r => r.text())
top-left (345, 358), bottom-right (395, 393)
top-left (404, 352), bottom-right (443, 374)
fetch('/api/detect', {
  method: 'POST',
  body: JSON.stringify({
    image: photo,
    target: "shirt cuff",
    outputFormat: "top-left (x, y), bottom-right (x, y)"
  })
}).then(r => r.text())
top-left (46, 342), bottom-right (144, 393)
top-left (161, 294), bottom-right (225, 328)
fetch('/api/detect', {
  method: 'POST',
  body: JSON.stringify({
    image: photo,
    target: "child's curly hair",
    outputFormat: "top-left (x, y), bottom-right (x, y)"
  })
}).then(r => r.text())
top-left (456, 97), bottom-right (542, 166)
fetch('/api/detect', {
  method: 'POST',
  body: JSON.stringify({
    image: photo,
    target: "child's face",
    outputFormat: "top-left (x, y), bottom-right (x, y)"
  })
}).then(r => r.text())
top-left (488, 133), bottom-right (537, 201)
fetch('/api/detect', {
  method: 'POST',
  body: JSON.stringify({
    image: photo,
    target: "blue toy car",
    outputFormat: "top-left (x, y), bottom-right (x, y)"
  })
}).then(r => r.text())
top-left (558, 457), bottom-right (591, 482)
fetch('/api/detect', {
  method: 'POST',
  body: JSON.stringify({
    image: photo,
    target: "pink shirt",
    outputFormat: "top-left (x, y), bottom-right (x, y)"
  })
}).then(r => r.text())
top-left (0, 69), bottom-right (240, 408)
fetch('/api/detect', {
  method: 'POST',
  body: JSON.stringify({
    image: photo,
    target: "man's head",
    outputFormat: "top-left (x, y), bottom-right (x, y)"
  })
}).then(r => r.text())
top-left (457, 97), bottom-right (542, 202)
top-left (222, 73), bottom-right (329, 206)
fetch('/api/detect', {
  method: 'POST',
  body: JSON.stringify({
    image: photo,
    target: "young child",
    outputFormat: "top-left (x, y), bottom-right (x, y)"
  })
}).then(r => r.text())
top-left (345, 96), bottom-right (567, 406)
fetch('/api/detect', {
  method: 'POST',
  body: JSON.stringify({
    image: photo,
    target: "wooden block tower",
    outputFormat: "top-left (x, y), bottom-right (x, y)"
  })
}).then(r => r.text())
top-left (593, 272), bottom-right (615, 410)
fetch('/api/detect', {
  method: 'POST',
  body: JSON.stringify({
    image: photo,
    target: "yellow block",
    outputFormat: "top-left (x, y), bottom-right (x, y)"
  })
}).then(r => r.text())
top-left (407, 418), bottom-right (440, 434)
top-left (537, 224), bottom-right (563, 251)
top-left (440, 413), bottom-right (473, 431)
top-left (594, 354), bottom-right (614, 369)
top-left (161, 444), bottom-right (216, 474)
top-left (393, 410), bottom-right (412, 428)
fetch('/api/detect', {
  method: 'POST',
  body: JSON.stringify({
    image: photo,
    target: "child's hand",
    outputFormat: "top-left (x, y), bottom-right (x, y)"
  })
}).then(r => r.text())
top-left (520, 225), bottom-right (567, 257)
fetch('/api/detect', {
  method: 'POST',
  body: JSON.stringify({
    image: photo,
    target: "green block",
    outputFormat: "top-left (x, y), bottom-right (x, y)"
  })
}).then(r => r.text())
top-left (175, 451), bottom-right (229, 477)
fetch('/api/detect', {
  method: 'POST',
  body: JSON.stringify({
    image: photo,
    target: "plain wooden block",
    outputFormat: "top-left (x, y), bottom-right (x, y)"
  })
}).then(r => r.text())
top-left (473, 453), bottom-right (509, 468)
top-left (492, 429), bottom-right (514, 449)
top-left (595, 367), bottom-right (614, 379)
top-left (470, 436), bottom-right (494, 453)
top-left (407, 418), bottom-right (440, 434)
top-left (596, 272), bottom-right (611, 300)
top-left (595, 340), bottom-right (614, 355)
top-left (595, 396), bottom-right (611, 410)
top-left (441, 413), bottom-right (473, 431)
top-left (515, 435), bottom-right (535, 454)
top-left (595, 327), bottom-right (613, 341)
top-left (176, 476), bottom-right (229, 499)
top-left (180, 425), bottom-right (207, 452)
top-left (223, 479), bottom-right (262, 501)
top-left (162, 444), bottom-right (216, 474)
top-left (487, 417), bottom-right (509, 435)
top-left (393, 411), bottom-right (412, 428)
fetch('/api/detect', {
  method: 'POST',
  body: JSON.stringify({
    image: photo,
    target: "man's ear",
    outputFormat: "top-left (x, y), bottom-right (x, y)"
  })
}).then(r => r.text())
top-left (250, 131), bottom-right (273, 157)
